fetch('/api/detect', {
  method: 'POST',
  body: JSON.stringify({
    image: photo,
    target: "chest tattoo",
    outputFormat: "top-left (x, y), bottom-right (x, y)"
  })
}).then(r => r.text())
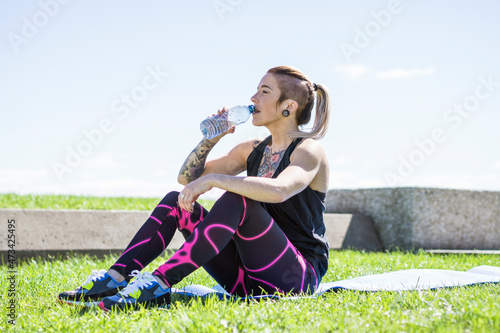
top-left (257, 146), bottom-right (286, 178)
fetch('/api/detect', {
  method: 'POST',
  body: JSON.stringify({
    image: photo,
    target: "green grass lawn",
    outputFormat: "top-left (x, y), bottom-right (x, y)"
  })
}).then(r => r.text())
top-left (0, 193), bottom-right (215, 211)
top-left (1, 194), bottom-right (499, 332)
top-left (2, 251), bottom-right (499, 332)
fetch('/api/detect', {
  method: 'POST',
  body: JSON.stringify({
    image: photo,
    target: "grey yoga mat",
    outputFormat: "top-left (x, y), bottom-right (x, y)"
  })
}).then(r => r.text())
top-left (170, 265), bottom-right (500, 300)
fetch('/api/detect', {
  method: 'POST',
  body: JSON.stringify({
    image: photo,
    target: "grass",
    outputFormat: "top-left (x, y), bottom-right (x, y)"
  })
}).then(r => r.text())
top-left (1, 194), bottom-right (499, 332)
top-left (0, 193), bottom-right (215, 211)
top-left (1, 251), bottom-right (499, 332)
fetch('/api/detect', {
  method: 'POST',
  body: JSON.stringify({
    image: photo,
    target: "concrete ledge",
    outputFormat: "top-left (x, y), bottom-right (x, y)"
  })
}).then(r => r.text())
top-left (425, 249), bottom-right (500, 255)
top-left (0, 209), bottom-right (382, 261)
top-left (0, 209), bottom-right (185, 251)
top-left (325, 213), bottom-right (383, 251)
top-left (326, 187), bottom-right (500, 250)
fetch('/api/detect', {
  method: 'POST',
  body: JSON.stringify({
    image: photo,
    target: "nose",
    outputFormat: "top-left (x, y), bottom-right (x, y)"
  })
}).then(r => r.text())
top-left (250, 92), bottom-right (258, 105)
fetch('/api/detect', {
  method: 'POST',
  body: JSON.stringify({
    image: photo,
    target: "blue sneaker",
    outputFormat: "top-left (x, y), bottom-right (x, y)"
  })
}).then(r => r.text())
top-left (58, 270), bottom-right (127, 307)
top-left (99, 270), bottom-right (171, 311)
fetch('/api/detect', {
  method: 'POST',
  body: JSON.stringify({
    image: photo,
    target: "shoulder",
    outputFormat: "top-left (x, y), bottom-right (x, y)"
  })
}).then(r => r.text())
top-left (243, 138), bottom-right (265, 151)
top-left (293, 138), bottom-right (327, 159)
top-left (251, 138), bottom-right (264, 149)
top-left (290, 138), bottom-right (330, 192)
top-left (290, 138), bottom-right (329, 168)
top-left (230, 138), bottom-right (265, 158)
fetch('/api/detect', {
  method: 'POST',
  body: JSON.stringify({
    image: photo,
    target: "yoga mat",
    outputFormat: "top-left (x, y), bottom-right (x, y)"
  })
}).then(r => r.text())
top-left (171, 265), bottom-right (500, 300)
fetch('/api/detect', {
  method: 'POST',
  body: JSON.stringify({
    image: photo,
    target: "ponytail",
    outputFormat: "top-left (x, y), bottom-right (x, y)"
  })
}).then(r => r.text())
top-left (295, 83), bottom-right (330, 140)
top-left (267, 66), bottom-right (331, 140)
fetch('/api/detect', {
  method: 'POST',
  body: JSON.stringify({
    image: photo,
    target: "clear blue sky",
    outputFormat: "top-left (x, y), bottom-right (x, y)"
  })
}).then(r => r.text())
top-left (1, 0), bottom-right (499, 199)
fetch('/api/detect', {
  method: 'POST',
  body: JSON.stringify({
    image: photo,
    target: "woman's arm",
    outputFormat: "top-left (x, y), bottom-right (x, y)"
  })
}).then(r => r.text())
top-left (178, 136), bottom-right (260, 185)
top-left (177, 137), bottom-right (219, 185)
top-left (178, 139), bottom-right (328, 211)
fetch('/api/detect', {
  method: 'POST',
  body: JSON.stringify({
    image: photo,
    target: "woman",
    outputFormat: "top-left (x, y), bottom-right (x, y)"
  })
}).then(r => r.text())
top-left (58, 65), bottom-right (331, 311)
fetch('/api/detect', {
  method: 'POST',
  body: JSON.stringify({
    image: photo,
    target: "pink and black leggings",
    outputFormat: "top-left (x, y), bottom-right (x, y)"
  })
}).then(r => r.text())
top-left (110, 191), bottom-right (318, 296)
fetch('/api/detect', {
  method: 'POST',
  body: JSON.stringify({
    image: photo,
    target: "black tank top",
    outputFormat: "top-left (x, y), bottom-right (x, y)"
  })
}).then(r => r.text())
top-left (246, 136), bottom-right (329, 281)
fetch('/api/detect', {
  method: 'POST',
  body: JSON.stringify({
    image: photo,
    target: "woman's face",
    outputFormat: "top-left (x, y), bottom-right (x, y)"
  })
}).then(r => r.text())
top-left (250, 73), bottom-right (283, 127)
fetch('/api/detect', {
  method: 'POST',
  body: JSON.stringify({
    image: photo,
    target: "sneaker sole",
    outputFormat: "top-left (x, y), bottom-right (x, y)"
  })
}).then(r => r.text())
top-left (97, 300), bottom-right (144, 312)
top-left (97, 302), bottom-right (169, 312)
top-left (57, 297), bottom-right (100, 307)
top-left (97, 295), bottom-right (171, 312)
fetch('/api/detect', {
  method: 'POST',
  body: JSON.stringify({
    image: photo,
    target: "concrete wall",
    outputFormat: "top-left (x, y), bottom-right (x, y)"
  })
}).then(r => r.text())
top-left (0, 209), bottom-right (382, 260)
top-left (326, 187), bottom-right (500, 250)
top-left (2, 187), bottom-right (497, 258)
top-left (0, 209), bottom-right (184, 253)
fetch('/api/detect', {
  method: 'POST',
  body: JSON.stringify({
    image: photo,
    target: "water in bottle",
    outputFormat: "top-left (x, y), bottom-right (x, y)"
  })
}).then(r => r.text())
top-left (200, 105), bottom-right (255, 139)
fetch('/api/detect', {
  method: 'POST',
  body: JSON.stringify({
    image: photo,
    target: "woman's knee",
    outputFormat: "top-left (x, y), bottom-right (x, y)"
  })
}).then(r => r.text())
top-left (160, 191), bottom-right (181, 206)
top-left (211, 192), bottom-right (266, 227)
top-left (217, 192), bottom-right (262, 208)
top-left (213, 192), bottom-right (249, 211)
top-left (219, 191), bottom-right (243, 202)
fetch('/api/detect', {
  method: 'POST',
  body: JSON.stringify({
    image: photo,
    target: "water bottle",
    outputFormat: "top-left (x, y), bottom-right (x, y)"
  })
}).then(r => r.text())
top-left (200, 105), bottom-right (255, 139)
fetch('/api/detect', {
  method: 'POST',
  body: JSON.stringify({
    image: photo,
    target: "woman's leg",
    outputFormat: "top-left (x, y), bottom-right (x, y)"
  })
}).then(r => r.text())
top-left (109, 191), bottom-right (208, 280)
top-left (109, 190), bottom-right (250, 293)
top-left (58, 191), bottom-right (206, 305)
top-left (99, 191), bottom-right (318, 310)
top-left (153, 192), bottom-right (318, 296)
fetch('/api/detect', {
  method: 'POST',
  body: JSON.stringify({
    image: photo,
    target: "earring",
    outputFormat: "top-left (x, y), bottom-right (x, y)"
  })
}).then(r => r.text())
top-left (282, 110), bottom-right (290, 117)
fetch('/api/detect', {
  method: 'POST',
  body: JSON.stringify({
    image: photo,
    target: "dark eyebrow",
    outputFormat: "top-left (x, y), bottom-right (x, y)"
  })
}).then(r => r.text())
top-left (258, 85), bottom-right (273, 90)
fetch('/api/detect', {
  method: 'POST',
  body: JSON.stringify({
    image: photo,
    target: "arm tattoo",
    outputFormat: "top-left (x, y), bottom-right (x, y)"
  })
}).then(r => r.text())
top-left (178, 139), bottom-right (217, 183)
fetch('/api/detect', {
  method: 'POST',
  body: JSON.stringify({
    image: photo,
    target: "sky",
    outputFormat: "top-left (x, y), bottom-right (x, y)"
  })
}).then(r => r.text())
top-left (1, 0), bottom-right (499, 200)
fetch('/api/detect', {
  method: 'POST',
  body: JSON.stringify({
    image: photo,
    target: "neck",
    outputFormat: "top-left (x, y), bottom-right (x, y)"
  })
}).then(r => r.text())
top-left (267, 129), bottom-right (297, 152)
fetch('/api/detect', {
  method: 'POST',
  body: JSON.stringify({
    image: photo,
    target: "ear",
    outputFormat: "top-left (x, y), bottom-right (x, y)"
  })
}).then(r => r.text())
top-left (282, 99), bottom-right (299, 113)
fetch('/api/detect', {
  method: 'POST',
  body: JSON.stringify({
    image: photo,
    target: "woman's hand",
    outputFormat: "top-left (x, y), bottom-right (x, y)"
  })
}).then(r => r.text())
top-left (209, 107), bottom-right (236, 139)
top-left (178, 175), bottom-right (215, 212)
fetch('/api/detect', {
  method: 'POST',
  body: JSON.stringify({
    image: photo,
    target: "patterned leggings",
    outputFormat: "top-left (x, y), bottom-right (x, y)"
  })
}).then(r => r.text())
top-left (110, 191), bottom-right (318, 296)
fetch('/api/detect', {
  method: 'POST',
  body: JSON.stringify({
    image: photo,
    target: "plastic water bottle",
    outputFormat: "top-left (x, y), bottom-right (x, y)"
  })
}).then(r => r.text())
top-left (200, 105), bottom-right (255, 139)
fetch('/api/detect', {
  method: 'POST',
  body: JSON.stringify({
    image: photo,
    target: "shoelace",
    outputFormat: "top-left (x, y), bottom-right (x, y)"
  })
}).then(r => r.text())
top-left (81, 269), bottom-right (107, 286)
top-left (119, 270), bottom-right (156, 297)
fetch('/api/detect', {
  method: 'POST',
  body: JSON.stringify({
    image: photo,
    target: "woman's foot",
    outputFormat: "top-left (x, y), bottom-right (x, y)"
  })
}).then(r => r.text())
top-left (99, 270), bottom-right (170, 311)
top-left (58, 269), bottom-right (128, 306)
